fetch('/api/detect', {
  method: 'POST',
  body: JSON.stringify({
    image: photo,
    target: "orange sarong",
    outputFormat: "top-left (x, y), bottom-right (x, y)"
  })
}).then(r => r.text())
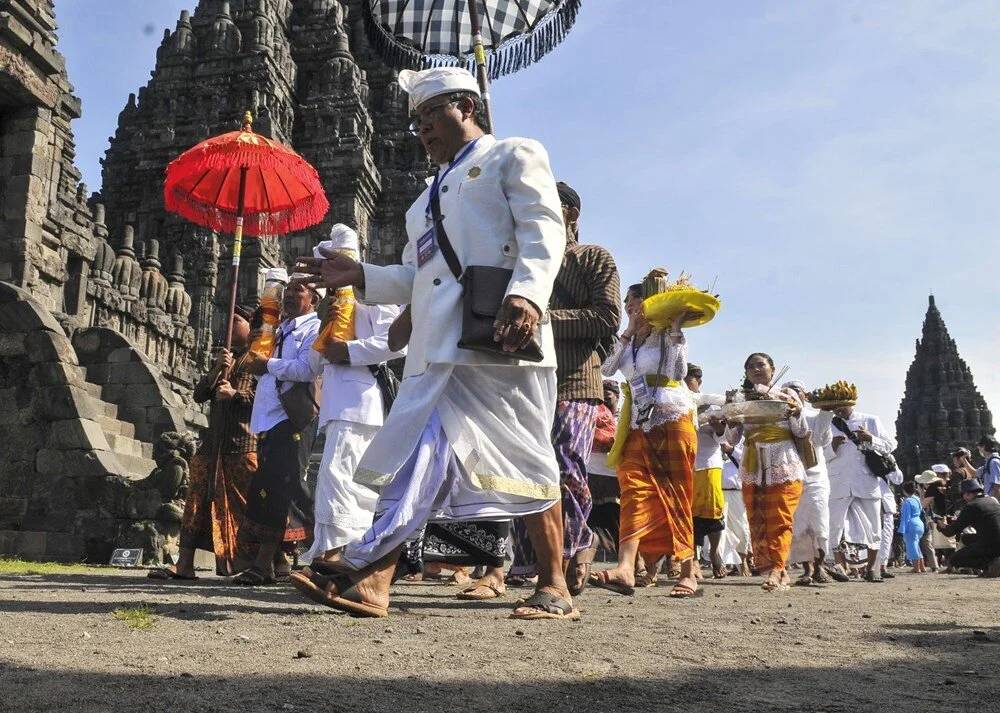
top-left (617, 417), bottom-right (697, 563)
top-left (742, 479), bottom-right (803, 571)
top-left (180, 451), bottom-right (258, 576)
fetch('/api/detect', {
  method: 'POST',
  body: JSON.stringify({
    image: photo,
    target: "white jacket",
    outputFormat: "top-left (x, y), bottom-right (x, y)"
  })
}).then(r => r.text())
top-left (826, 410), bottom-right (896, 500)
top-left (360, 134), bottom-right (564, 378)
top-left (308, 302), bottom-right (405, 430)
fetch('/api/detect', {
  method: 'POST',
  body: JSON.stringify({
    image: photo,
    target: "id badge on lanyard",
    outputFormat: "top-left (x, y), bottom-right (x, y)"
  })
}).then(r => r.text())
top-left (416, 225), bottom-right (438, 267)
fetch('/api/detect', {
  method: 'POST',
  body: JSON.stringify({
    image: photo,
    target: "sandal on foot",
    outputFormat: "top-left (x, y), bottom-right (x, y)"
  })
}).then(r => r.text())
top-left (456, 583), bottom-right (506, 601)
top-left (504, 574), bottom-right (538, 588)
top-left (824, 564), bottom-right (851, 583)
top-left (567, 561), bottom-right (591, 597)
top-left (812, 569), bottom-right (833, 584)
top-left (147, 567), bottom-right (197, 581)
top-left (232, 567), bottom-right (275, 586)
top-left (668, 583), bottom-right (702, 598)
top-left (713, 567), bottom-right (728, 580)
top-left (509, 591), bottom-right (580, 621)
top-left (634, 572), bottom-right (657, 588)
top-left (291, 570), bottom-right (389, 618)
top-left (794, 573), bottom-right (813, 587)
top-left (587, 571), bottom-right (635, 596)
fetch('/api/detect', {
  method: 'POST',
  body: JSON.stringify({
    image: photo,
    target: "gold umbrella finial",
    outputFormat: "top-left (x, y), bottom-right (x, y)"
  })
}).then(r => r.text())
top-left (241, 111), bottom-right (253, 131)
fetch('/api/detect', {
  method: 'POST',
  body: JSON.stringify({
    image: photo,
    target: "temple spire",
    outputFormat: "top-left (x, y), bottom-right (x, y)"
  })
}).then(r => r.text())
top-left (895, 295), bottom-right (995, 474)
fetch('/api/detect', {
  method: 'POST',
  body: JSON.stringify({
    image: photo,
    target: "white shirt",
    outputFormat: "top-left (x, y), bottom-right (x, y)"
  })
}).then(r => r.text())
top-left (826, 409), bottom-right (896, 501)
top-left (694, 415), bottom-right (724, 470)
top-left (802, 406), bottom-right (833, 484)
top-left (309, 303), bottom-right (405, 430)
top-left (722, 440), bottom-right (744, 490)
top-left (249, 312), bottom-right (321, 433)
top-left (360, 134), bottom-right (564, 378)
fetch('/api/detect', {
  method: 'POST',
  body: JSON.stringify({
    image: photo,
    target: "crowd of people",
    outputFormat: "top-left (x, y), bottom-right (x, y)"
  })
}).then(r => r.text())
top-left (150, 66), bottom-right (1000, 620)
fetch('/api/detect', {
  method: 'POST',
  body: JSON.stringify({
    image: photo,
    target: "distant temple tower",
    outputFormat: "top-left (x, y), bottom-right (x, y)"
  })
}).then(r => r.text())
top-left (895, 295), bottom-right (995, 474)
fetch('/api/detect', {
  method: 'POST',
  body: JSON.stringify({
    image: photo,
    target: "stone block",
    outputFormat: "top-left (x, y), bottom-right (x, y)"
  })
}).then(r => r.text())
top-left (0, 461), bottom-right (34, 497)
top-left (0, 425), bottom-right (44, 461)
top-left (84, 362), bottom-right (115, 384)
top-left (36, 447), bottom-right (121, 477)
top-left (31, 385), bottom-right (101, 421)
top-left (0, 331), bottom-right (26, 356)
top-left (71, 330), bottom-right (102, 358)
top-left (25, 329), bottom-right (78, 365)
top-left (47, 418), bottom-right (110, 451)
top-left (0, 293), bottom-right (63, 334)
top-left (0, 496), bottom-right (27, 528)
top-left (106, 346), bottom-right (138, 364)
top-left (3, 530), bottom-right (46, 559)
top-left (147, 405), bottom-right (184, 431)
top-left (28, 361), bottom-right (85, 387)
top-left (44, 533), bottom-right (83, 561)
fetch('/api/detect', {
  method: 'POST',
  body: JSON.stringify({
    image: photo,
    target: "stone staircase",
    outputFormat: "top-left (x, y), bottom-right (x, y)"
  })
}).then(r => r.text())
top-left (72, 369), bottom-right (158, 480)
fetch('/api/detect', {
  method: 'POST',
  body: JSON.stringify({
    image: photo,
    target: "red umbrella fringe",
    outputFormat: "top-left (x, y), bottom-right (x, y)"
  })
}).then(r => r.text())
top-left (164, 186), bottom-right (329, 237)
top-left (362, 0), bottom-right (582, 81)
top-left (166, 142), bottom-right (323, 185)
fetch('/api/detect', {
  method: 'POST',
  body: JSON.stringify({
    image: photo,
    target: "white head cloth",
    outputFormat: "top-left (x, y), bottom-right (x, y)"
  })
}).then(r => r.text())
top-left (315, 224), bottom-right (359, 257)
top-left (781, 380), bottom-right (806, 393)
top-left (289, 271), bottom-right (326, 300)
top-left (930, 463), bottom-right (951, 474)
top-left (398, 67), bottom-right (480, 113)
top-left (264, 267), bottom-right (288, 284)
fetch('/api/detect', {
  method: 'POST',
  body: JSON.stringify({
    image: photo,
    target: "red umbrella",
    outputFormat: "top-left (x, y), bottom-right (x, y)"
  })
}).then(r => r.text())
top-left (164, 112), bottom-right (329, 348)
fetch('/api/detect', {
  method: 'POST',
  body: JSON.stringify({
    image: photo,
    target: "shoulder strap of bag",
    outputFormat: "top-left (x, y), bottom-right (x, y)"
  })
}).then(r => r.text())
top-left (430, 184), bottom-right (463, 280)
top-left (832, 416), bottom-right (860, 444)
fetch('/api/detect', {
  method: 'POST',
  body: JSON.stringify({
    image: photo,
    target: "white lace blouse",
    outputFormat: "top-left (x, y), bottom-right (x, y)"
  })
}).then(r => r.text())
top-left (725, 387), bottom-right (809, 487)
top-left (602, 330), bottom-right (699, 429)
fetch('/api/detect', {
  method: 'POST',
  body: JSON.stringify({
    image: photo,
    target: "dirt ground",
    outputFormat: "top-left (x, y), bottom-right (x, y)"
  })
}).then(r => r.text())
top-left (0, 565), bottom-right (997, 713)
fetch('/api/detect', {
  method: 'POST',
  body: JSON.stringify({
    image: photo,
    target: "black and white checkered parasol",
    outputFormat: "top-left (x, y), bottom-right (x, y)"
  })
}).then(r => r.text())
top-left (363, 0), bottom-right (582, 80)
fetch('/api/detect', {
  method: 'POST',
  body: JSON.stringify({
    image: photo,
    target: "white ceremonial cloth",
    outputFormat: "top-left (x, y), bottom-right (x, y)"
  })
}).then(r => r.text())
top-left (588, 450), bottom-right (616, 478)
top-left (722, 489), bottom-right (751, 558)
top-left (303, 420), bottom-right (380, 561)
top-left (355, 364), bottom-right (560, 502)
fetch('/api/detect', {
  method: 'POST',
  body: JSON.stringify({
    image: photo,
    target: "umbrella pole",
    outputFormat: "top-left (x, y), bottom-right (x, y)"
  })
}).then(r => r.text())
top-left (224, 165), bottom-right (249, 351)
top-left (467, 0), bottom-right (495, 133)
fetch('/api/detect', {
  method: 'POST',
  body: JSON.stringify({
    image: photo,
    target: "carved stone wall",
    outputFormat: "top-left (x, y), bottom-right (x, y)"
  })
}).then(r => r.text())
top-left (99, 0), bottom-right (430, 368)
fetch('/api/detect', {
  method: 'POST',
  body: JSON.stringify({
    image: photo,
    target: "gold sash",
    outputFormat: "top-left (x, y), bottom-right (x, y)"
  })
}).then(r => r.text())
top-left (742, 424), bottom-right (793, 476)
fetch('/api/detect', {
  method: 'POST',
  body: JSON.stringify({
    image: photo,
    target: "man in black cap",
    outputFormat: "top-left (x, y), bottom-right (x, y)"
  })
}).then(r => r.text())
top-left (938, 479), bottom-right (1000, 576)
top-left (507, 180), bottom-right (621, 596)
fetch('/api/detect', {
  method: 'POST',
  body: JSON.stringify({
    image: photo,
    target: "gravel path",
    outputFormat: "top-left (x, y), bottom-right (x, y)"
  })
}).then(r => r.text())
top-left (0, 567), bottom-right (997, 712)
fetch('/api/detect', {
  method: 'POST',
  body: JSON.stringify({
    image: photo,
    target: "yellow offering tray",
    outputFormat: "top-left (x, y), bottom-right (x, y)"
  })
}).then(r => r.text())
top-left (810, 399), bottom-right (856, 411)
top-left (642, 288), bottom-right (721, 329)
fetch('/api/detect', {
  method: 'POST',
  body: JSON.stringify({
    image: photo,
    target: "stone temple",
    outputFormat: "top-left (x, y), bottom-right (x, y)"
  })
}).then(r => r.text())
top-left (894, 295), bottom-right (995, 475)
top-left (0, 0), bottom-right (427, 562)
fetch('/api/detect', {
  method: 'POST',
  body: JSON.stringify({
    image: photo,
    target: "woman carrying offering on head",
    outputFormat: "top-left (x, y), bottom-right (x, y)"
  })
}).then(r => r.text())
top-left (590, 270), bottom-right (719, 598)
top-left (730, 353), bottom-right (809, 592)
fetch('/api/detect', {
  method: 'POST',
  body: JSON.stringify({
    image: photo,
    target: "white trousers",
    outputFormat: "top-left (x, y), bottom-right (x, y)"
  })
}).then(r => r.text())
top-left (875, 509), bottom-right (894, 568)
top-left (790, 477), bottom-right (830, 563)
top-left (721, 489), bottom-right (750, 559)
top-left (303, 420), bottom-right (379, 562)
top-left (829, 495), bottom-right (881, 549)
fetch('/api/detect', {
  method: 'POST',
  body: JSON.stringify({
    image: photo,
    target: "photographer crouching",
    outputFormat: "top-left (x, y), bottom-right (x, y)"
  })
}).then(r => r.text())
top-left (937, 479), bottom-right (1000, 577)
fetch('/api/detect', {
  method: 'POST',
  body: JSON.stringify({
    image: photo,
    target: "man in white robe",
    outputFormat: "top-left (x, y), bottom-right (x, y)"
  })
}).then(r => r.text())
top-left (301, 225), bottom-right (405, 564)
top-left (785, 381), bottom-right (835, 585)
top-left (295, 67), bottom-right (574, 619)
top-left (826, 402), bottom-right (897, 582)
top-left (720, 439), bottom-right (752, 575)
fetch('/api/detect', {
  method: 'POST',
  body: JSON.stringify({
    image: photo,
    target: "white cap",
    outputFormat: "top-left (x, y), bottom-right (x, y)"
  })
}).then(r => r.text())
top-left (316, 224), bottom-right (359, 255)
top-left (931, 463), bottom-right (951, 474)
top-left (781, 380), bottom-right (806, 393)
top-left (398, 67), bottom-right (480, 113)
top-left (264, 267), bottom-right (288, 284)
top-left (289, 272), bottom-right (325, 300)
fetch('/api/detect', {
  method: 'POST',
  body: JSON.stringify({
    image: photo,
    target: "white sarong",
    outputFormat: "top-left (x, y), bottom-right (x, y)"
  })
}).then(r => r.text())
top-left (721, 489), bottom-right (750, 561)
top-left (790, 476), bottom-right (831, 563)
top-left (303, 420), bottom-right (379, 562)
top-left (830, 496), bottom-right (881, 549)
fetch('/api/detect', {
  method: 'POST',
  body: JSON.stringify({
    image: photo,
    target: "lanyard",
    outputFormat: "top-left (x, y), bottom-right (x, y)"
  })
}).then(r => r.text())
top-left (425, 138), bottom-right (481, 220)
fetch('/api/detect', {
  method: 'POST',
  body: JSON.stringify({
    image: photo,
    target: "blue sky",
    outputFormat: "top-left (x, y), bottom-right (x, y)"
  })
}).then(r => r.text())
top-left (57, 1), bottom-right (999, 440)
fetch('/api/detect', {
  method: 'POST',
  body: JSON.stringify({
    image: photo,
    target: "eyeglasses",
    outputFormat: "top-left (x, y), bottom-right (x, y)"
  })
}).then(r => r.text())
top-left (408, 98), bottom-right (459, 135)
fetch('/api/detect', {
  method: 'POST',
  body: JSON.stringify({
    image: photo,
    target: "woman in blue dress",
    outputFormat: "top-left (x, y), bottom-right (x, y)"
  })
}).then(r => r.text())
top-left (898, 480), bottom-right (926, 573)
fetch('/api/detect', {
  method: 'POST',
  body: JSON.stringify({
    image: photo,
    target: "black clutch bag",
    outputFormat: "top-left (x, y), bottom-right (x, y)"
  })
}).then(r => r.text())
top-left (430, 187), bottom-right (544, 363)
